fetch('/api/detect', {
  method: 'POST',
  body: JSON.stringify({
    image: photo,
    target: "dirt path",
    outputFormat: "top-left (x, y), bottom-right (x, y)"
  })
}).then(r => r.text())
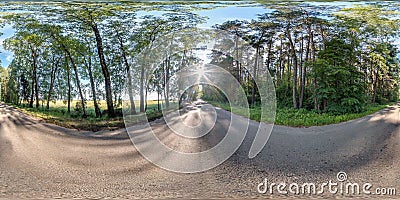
top-left (0, 102), bottom-right (399, 199)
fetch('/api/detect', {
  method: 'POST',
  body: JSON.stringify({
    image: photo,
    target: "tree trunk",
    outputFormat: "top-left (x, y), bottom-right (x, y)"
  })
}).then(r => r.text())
top-left (311, 33), bottom-right (318, 111)
top-left (29, 45), bottom-right (39, 109)
top-left (47, 57), bottom-right (59, 110)
top-left (251, 46), bottom-right (259, 106)
top-left (287, 50), bottom-right (291, 93)
top-left (372, 69), bottom-right (378, 103)
top-left (266, 39), bottom-right (273, 72)
top-left (157, 85), bottom-right (160, 111)
top-left (145, 84), bottom-right (148, 111)
top-left (66, 57), bottom-right (71, 113)
top-left (65, 48), bottom-right (87, 117)
top-left (235, 34), bottom-right (240, 82)
top-left (165, 57), bottom-right (170, 108)
top-left (29, 67), bottom-right (34, 108)
top-left (279, 38), bottom-right (283, 81)
top-left (139, 63), bottom-right (145, 113)
top-left (91, 22), bottom-right (115, 117)
top-left (298, 34), bottom-right (304, 108)
top-left (50, 33), bottom-right (86, 116)
top-left (86, 55), bottom-right (102, 118)
top-left (287, 26), bottom-right (298, 109)
top-left (301, 33), bottom-right (310, 109)
top-left (116, 30), bottom-right (136, 115)
top-left (320, 25), bottom-right (327, 49)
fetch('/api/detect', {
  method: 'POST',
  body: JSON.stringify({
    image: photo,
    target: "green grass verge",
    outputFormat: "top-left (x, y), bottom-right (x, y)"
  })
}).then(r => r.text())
top-left (11, 100), bottom-right (395, 131)
top-left (13, 105), bottom-right (125, 131)
top-left (209, 101), bottom-right (394, 127)
top-left (11, 101), bottom-right (166, 132)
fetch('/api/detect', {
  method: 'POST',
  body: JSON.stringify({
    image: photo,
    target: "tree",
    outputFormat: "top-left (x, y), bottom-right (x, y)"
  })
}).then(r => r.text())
top-left (132, 13), bottom-right (203, 112)
top-left (313, 38), bottom-right (365, 113)
top-left (245, 14), bottom-right (277, 106)
top-left (52, 3), bottom-right (125, 117)
top-left (273, 9), bottom-right (304, 109)
top-left (214, 20), bottom-right (247, 82)
top-left (109, 20), bottom-right (137, 115)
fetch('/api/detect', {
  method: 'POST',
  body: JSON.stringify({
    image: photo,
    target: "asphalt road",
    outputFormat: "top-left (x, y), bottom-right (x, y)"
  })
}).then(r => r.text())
top-left (0, 102), bottom-right (399, 199)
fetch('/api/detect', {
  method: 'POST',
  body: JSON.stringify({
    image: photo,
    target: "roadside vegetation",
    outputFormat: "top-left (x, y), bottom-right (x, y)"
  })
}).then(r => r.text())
top-left (210, 101), bottom-right (394, 127)
top-left (11, 100), bottom-right (163, 131)
top-left (8, 99), bottom-right (394, 130)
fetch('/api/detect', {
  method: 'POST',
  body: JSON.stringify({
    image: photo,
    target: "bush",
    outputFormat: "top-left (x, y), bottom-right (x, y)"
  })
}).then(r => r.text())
top-left (340, 98), bottom-right (363, 113)
top-left (73, 101), bottom-right (87, 117)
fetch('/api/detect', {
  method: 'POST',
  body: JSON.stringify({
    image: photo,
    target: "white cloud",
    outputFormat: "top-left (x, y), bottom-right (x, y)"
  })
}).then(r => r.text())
top-left (6, 54), bottom-right (13, 62)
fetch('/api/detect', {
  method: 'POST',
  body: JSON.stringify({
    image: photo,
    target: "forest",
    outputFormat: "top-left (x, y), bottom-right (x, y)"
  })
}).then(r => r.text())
top-left (0, 1), bottom-right (399, 129)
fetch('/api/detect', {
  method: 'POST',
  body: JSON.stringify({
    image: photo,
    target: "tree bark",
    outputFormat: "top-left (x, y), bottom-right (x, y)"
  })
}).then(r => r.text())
top-left (157, 85), bottom-right (160, 111)
top-left (298, 34), bottom-right (304, 108)
top-left (29, 45), bottom-right (39, 108)
top-left (64, 47), bottom-right (87, 117)
top-left (235, 34), bottom-right (240, 82)
top-left (34, 54), bottom-right (39, 109)
top-left (86, 55), bottom-right (102, 118)
top-left (47, 57), bottom-right (59, 110)
top-left (139, 60), bottom-right (145, 113)
top-left (266, 39), bottom-right (273, 72)
top-left (287, 24), bottom-right (298, 109)
top-left (278, 38), bottom-right (284, 82)
top-left (372, 69), bottom-right (378, 103)
top-left (300, 32), bottom-right (311, 109)
top-left (66, 56), bottom-right (71, 113)
top-left (251, 46), bottom-right (259, 106)
top-left (145, 85), bottom-right (148, 111)
top-left (286, 49), bottom-right (291, 93)
top-left (29, 65), bottom-right (35, 108)
top-left (91, 21), bottom-right (115, 117)
top-left (165, 57), bottom-right (170, 108)
top-left (115, 29), bottom-right (137, 115)
top-left (311, 33), bottom-right (319, 111)
top-left (49, 33), bottom-right (86, 116)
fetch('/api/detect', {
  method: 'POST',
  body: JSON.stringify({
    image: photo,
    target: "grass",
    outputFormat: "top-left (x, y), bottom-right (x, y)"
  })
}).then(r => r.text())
top-left (12, 100), bottom-right (165, 132)
top-left (12, 99), bottom-right (395, 131)
top-left (274, 104), bottom-right (392, 127)
top-left (208, 101), bottom-right (394, 127)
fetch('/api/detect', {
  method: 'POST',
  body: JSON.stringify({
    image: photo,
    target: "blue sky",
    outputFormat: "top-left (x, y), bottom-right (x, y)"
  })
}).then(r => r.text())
top-left (0, 4), bottom-right (271, 68)
top-left (0, 24), bottom-right (16, 67)
top-left (194, 5), bottom-right (271, 28)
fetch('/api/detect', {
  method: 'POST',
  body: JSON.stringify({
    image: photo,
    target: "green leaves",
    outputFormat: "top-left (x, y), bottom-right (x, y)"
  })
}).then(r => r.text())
top-left (313, 38), bottom-right (366, 114)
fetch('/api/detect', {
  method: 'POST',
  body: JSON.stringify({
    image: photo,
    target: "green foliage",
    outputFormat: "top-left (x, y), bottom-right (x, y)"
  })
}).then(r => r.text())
top-left (275, 82), bottom-right (292, 108)
top-left (73, 101), bottom-right (87, 117)
top-left (313, 38), bottom-right (366, 114)
top-left (211, 101), bottom-right (393, 127)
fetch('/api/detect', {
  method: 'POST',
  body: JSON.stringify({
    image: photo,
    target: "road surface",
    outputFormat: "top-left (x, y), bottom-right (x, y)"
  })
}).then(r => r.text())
top-left (0, 102), bottom-right (399, 199)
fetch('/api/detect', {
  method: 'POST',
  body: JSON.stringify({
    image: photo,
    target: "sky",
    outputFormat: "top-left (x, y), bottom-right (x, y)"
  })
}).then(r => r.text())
top-left (0, 24), bottom-right (16, 67)
top-left (0, 4), bottom-right (272, 68)
top-left (194, 5), bottom-right (272, 28)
